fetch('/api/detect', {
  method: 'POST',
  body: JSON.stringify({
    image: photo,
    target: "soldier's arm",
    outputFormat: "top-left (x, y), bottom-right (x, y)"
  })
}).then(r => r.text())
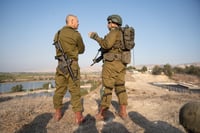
top-left (53, 32), bottom-right (59, 42)
top-left (77, 33), bottom-right (85, 54)
top-left (95, 30), bottom-right (117, 50)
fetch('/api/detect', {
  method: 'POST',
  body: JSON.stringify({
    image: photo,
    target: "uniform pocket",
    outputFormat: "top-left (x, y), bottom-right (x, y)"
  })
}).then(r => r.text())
top-left (71, 61), bottom-right (79, 79)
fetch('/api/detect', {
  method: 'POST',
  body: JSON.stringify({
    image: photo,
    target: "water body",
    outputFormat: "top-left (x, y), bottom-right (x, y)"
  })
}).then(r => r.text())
top-left (0, 80), bottom-right (55, 93)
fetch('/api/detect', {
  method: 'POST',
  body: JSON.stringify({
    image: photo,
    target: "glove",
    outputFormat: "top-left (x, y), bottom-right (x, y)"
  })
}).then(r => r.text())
top-left (90, 32), bottom-right (99, 40)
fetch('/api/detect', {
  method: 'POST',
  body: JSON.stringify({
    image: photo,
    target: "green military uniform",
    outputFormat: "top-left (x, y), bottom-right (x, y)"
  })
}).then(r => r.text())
top-left (94, 27), bottom-right (128, 110)
top-left (53, 26), bottom-right (85, 112)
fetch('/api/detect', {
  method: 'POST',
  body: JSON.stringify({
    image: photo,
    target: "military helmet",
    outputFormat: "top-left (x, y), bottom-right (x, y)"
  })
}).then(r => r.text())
top-left (107, 14), bottom-right (122, 26)
top-left (179, 102), bottom-right (200, 133)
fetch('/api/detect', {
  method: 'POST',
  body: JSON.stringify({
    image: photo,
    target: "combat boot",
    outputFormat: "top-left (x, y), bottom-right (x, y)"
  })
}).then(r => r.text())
top-left (119, 105), bottom-right (127, 119)
top-left (75, 112), bottom-right (84, 125)
top-left (95, 108), bottom-right (106, 121)
top-left (54, 108), bottom-right (62, 121)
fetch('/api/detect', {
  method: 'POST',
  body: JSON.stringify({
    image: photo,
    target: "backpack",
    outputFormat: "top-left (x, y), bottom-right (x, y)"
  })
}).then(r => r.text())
top-left (120, 25), bottom-right (135, 64)
top-left (121, 25), bottom-right (135, 50)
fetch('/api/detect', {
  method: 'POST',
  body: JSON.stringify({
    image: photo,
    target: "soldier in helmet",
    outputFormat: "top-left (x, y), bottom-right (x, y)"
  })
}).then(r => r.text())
top-left (53, 14), bottom-right (85, 124)
top-left (88, 14), bottom-right (128, 120)
top-left (179, 102), bottom-right (200, 133)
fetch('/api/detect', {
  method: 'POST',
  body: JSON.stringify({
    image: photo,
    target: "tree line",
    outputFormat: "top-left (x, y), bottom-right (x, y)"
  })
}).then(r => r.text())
top-left (127, 64), bottom-right (200, 78)
top-left (152, 64), bottom-right (200, 78)
top-left (10, 82), bottom-right (54, 93)
top-left (0, 72), bottom-right (55, 83)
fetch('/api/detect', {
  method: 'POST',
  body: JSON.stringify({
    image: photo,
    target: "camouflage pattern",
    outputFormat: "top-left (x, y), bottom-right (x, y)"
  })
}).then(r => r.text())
top-left (179, 102), bottom-right (200, 133)
top-left (95, 27), bottom-right (128, 109)
top-left (53, 26), bottom-right (85, 112)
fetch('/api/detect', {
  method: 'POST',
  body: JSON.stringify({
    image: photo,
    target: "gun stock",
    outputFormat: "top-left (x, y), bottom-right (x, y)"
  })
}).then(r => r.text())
top-left (91, 47), bottom-right (108, 66)
top-left (90, 55), bottom-right (103, 66)
top-left (53, 41), bottom-right (77, 81)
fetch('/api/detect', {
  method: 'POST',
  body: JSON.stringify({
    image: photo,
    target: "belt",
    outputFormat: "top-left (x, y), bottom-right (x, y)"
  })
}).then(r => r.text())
top-left (103, 53), bottom-right (122, 62)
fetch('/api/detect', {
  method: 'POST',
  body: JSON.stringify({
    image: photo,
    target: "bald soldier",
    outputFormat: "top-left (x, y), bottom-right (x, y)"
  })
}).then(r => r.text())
top-left (53, 14), bottom-right (85, 124)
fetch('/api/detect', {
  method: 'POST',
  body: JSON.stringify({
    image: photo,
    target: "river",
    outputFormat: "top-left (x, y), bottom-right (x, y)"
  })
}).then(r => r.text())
top-left (0, 80), bottom-right (55, 93)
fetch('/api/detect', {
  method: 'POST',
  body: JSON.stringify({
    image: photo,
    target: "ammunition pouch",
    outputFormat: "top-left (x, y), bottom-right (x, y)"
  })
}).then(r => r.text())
top-left (55, 55), bottom-right (71, 75)
top-left (56, 61), bottom-right (68, 75)
top-left (103, 51), bottom-right (131, 64)
top-left (121, 51), bottom-right (131, 64)
top-left (103, 53), bottom-right (121, 62)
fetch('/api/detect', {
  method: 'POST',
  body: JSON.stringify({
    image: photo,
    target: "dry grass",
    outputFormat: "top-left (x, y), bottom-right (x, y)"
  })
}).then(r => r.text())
top-left (171, 73), bottom-right (200, 86)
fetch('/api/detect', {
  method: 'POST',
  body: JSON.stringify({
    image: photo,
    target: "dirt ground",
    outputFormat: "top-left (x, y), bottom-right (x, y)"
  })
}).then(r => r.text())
top-left (0, 72), bottom-right (199, 133)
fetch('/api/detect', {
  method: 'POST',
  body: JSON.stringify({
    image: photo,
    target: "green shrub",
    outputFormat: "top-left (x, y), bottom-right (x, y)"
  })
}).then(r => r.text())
top-left (163, 64), bottom-right (173, 77)
top-left (152, 65), bottom-right (163, 75)
top-left (11, 84), bottom-right (24, 92)
top-left (141, 66), bottom-right (147, 73)
top-left (42, 82), bottom-right (52, 90)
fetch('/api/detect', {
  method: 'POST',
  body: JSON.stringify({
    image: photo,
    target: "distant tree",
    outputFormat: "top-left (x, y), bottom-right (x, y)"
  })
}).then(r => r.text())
top-left (141, 66), bottom-right (147, 73)
top-left (126, 66), bottom-right (136, 71)
top-left (11, 84), bottom-right (24, 92)
top-left (173, 67), bottom-right (184, 74)
top-left (42, 82), bottom-right (52, 90)
top-left (152, 65), bottom-right (162, 75)
top-left (0, 73), bottom-right (15, 82)
top-left (163, 64), bottom-right (173, 77)
top-left (185, 65), bottom-right (200, 77)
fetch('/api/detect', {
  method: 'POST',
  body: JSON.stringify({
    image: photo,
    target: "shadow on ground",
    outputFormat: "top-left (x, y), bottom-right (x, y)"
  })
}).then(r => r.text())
top-left (128, 111), bottom-right (184, 133)
top-left (101, 121), bottom-right (130, 133)
top-left (95, 99), bottom-right (115, 122)
top-left (0, 96), bottom-right (13, 103)
top-left (74, 114), bottom-right (98, 133)
top-left (61, 101), bottom-right (71, 117)
top-left (15, 101), bottom-right (70, 133)
top-left (15, 113), bottom-right (52, 133)
top-left (111, 100), bottom-right (120, 113)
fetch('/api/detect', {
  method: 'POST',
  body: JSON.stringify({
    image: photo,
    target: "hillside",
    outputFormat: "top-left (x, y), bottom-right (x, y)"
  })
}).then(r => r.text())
top-left (0, 72), bottom-right (199, 133)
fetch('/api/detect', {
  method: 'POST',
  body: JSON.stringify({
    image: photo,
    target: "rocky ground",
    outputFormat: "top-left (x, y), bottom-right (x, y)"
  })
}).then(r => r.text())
top-left (0, 72), bottom-right (199, 133)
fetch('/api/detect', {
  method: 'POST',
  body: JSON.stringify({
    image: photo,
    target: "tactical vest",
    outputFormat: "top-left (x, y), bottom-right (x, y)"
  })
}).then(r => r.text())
top-left (103, 26), bottom-right (135, 64)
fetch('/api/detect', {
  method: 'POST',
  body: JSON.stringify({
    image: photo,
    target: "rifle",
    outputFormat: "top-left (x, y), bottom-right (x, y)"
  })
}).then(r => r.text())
top-left (91, 47), bottom-right (107, 66)
top-left (53, 41), bottom-right (76, 81)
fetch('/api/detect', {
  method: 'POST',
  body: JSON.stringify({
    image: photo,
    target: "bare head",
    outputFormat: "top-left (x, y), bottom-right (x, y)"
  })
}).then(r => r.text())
top-left (66, 14), bottom-right (79, 29)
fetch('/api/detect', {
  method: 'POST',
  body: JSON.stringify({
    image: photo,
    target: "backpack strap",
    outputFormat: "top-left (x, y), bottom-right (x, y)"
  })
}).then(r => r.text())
top-left (120, 28), bottom-right (126, 50)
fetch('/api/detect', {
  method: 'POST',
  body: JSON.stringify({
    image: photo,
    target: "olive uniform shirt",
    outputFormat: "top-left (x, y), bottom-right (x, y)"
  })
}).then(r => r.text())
top-left (54, 26), bottom-right (85, 60)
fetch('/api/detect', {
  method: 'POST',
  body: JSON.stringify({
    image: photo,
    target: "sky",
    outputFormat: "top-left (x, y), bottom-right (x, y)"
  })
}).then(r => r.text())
top-left (0, 0), bottom-right (200, 72)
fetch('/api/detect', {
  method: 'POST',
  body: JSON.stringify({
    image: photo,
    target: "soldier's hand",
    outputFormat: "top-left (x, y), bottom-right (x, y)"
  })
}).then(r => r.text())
top-left (88, 32), bottom-right (99, 40)
top-left (88, 32), bottom-right (93, 38)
